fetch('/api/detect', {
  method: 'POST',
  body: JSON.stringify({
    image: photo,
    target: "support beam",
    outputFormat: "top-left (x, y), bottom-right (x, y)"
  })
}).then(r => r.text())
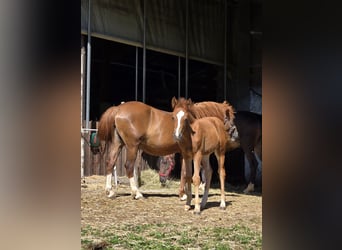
top-left (142, 0), bottom-right (146, 103)
top-left (86, 0), bottom-right (91, 129)
top-left (185, 0), bottom-right (189, 99)
top-left (224, 0), bottom-right (228, 101)
top-left (178, 57), bottom-right (181, 98)
top-left (135, 47), bottom-right (138, 101)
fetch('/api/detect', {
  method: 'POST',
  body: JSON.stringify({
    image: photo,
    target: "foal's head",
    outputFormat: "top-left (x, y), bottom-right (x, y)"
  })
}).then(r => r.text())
top-left (171, 97), bottom-right (195, 141)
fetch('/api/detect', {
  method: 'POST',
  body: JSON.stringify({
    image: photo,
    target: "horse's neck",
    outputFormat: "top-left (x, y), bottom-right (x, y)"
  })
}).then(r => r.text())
top-left (191, 103), bottom-right (224, 121)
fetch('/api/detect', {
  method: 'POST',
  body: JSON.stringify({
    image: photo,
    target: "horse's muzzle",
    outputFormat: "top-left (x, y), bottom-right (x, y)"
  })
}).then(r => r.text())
top-left (229, 125), bottom-right (239, 141)
top-left (173, 133), bottom-right (182, 141)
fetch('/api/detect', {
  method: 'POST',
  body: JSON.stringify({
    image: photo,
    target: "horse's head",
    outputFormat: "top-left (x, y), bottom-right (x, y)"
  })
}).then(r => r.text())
top-left (158, 154), bottom-right (175, 185)
top-left (171, 97), bottom-right (194, 141)
top-left (223, 102), bottom-right (239, 141)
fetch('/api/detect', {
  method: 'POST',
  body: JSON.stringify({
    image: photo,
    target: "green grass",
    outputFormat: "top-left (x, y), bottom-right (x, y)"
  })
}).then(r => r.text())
top-left (81, 223), bottom-right (261, 250)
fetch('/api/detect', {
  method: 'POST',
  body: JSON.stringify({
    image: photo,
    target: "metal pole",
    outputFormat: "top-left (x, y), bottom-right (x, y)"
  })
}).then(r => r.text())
top-left (185, 0), bottom-right (189, 99)
top-left (178, 57), bottom-right (181, 98)
top-left (86, 0), bottom-right (92, 129)
top-left (224, 0), bottom-right (227, 101)
top-left (135, 47), bottom-right (138, 101)
top-left (81, 40), bottom-right (85, 178)
top-left (142, 0), bottom-right (146, 103)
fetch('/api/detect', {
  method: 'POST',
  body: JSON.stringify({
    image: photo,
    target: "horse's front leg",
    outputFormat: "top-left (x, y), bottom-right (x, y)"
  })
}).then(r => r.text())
top-left (183, 158), bottom-right (193, 211)
top-left (125, 147), bottom-right (143, 199)
top-left (179, 159), bottom-right (187, 201)
top-left (200, 156), bottom-right (212, 210)
top-left (193, 154), bottom-right (202, 215)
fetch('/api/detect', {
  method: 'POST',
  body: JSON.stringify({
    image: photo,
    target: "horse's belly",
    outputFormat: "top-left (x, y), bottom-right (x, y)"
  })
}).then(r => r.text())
top-left (140, 142), bottom-right (179, 156)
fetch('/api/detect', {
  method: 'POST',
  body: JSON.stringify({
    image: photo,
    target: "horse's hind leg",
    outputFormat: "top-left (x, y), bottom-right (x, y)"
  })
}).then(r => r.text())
top-left (243, 146), bottom-right (259, 194)
top-left (105, 133), bottom-right (123, 198)
top-left (125, 146), bottom-right (143, 199)
top-left (215, 151), bottom-right (226, 209)
top-left (200, 156), bottom-right (212, 211)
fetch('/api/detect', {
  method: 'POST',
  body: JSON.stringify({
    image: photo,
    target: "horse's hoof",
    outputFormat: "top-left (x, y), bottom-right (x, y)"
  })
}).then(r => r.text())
top-left (220, 206), bottom-right (226, 210)
top-left (193, 210), bottom-right (201, 215)
top-left (106, 190), bottom-right (116, 198)
top-left (243, 183), bottom-right (255, 193)
top-left (134, 193), bottom-right (144, 200)
top-left (180, 194), bottom-right (187, 201)
top-left (184, 205), bottom-right (191, 211)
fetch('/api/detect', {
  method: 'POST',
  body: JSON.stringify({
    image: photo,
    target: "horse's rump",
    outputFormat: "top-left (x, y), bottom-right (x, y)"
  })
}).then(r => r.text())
top-left (97, 105), bottom-right (119, 142)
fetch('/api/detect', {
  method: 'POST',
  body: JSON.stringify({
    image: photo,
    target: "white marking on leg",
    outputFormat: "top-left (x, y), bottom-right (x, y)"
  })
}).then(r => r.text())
top-left (113, 166), bottom-right (118, 188)
top-left (199, 182), bottom-right (205, 191)
top-left (220, 200), bottom-right (226, 209)
top-left (175, 110), bottom-right (185, 137)
top-left (106, 174), bottom-right (112, 191)
top-left (105, 174), bottom-right (116, 198)
top-left (180, 194), bottom-right (187, 201)
top-left (129, 177), bottom-right (143, 199)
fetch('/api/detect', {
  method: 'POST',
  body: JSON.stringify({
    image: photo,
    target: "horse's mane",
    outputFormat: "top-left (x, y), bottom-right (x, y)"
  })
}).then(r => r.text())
top-left (172, 97), bottom-right (235, 124)
top-left (97, 106), bottom-right (119, 142)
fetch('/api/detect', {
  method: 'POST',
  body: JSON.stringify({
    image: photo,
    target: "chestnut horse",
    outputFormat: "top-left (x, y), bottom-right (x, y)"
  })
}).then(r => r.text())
top-left (97, 99), bottom-right (235, 199)
top-left (172, 98), bottom-right (262, 194)
top-left (171, 98), bottom-right (238, 213)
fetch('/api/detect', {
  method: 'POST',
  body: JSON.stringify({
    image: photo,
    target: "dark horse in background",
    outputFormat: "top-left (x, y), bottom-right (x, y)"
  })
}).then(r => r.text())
top-left (233, 111), bottom-right (262, 192)
top-left (97, 98), bottom-right (234, 199)
top-left (157, 154), bottom-right (175, 186)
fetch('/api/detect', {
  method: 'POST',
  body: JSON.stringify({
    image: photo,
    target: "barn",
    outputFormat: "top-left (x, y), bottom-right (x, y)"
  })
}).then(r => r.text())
top-left (80, 0), bottom-right (262, 185)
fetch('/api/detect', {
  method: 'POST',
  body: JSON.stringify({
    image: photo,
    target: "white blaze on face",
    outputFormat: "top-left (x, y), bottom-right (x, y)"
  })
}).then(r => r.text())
top-left (175, 110), bottom-right (185, 137)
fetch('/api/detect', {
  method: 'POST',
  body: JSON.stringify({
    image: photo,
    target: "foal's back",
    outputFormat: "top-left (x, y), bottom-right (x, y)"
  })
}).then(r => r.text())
top-left (191, 117), bottom-right (229, 155)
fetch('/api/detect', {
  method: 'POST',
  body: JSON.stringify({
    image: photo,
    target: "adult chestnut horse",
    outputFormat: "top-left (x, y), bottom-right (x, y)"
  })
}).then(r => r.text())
top-left (97, 98), bottom-right (235, 199)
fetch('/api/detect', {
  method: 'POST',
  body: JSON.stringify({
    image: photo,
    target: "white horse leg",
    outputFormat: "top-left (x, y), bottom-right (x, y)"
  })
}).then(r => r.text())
top-left (129, 177), bottom-right (143, 199)
top-left (218, 156), bottom-right (226, 210)
top-left (106, 173), bottom-right (115, 198)
top-left (193, 155), bottom-right (202, 215)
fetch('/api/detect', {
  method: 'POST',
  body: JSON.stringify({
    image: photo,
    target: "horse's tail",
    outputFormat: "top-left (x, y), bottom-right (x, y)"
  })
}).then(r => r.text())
top-left (97, 106), bottom-right (119, 143)
top-left (98, 106), bottom-right (120, 156)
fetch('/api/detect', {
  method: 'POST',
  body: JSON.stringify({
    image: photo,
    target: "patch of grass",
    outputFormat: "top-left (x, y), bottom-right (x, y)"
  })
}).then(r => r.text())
top-left (81, 223), bottom-right (261, 250)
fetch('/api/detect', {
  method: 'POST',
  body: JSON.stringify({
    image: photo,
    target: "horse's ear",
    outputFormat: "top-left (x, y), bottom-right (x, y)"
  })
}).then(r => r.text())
top-left (171, 96), bottom-right (177, 108)
top-left (187, 98), bottom-right (193, 106)
top-left (225, 106), bottom-right (235, 121)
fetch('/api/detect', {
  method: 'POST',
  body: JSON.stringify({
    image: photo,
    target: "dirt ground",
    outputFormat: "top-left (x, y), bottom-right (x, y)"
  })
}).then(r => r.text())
top-left (81, 170), bottom-right (262, 249)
